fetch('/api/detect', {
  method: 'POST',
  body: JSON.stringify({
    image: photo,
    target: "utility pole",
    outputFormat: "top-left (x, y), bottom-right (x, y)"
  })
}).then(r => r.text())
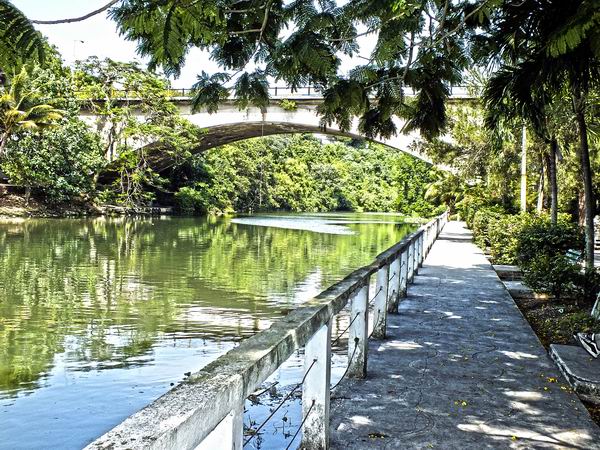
top-left (521, 125), bottom-right (527, 213)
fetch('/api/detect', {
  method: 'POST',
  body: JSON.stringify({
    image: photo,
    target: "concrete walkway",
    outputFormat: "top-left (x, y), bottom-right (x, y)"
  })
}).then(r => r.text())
top-left (330, 222), bottom-right (600, 449)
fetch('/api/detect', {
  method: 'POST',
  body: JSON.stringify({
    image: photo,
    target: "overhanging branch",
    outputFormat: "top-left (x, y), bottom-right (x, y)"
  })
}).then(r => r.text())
top-left (31, 0), bottom-right (121, 25)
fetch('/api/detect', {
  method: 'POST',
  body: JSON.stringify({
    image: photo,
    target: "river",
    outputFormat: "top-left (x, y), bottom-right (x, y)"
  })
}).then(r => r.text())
top-left (0, 213), bottom-right (417, 449)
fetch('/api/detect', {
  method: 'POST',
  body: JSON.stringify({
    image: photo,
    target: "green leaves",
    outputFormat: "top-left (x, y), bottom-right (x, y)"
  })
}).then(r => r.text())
top-left (0, 0), bottom-right (46, 73)
top-left (191, 71), bottom-right (230, 113)
top-left (0, 66), bottom-right (64, 156)
top-left (234, 70), bottom-right (269, 110)
top-left (317, 79), bottom-right (369, 132)
top-left (546, 0), bottom-right (600, 58)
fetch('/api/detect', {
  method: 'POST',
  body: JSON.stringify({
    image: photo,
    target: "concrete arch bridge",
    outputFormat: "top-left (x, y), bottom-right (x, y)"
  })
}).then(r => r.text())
top-left (79, 86), bottom-right (476, 170)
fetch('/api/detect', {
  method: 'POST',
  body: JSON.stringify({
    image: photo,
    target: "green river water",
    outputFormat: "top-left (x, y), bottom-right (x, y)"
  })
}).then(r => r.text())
top-left (0, 213), bottom-right (416, 449)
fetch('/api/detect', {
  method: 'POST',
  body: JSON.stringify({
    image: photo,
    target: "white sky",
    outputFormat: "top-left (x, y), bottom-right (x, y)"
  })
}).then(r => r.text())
top-left (15, 0), bottom-right (376, 88)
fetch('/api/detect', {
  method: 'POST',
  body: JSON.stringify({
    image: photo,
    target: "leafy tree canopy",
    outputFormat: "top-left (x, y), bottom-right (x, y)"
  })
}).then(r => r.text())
top-left (104, 0), bottom-right (496, 139)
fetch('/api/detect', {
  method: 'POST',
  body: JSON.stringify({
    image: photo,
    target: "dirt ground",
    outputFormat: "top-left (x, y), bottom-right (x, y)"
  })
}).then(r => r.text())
top-left (513, 295), bottom-right (600, 425)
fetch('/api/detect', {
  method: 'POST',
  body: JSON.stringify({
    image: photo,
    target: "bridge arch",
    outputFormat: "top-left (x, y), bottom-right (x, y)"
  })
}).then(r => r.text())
top-left (175, 100), bottom-right (428, 162)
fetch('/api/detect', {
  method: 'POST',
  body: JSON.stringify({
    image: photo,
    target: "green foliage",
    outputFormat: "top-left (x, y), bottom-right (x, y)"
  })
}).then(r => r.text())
top-left (1, 119), bottom-right (104, 203)
top-left (107, 0), bottom-right (476, 139)
top-left (172, 135), bottom-right (440, 216)
top-left (516, 219), bottom-right (584, 264)
top-left (74, 57), bottom-right (204, 209)
top-left (516, 219), bottom-right (584, 300)
top-left (279, 99), bottom-right (297, 111)
top-left (0, 1), bottom-right (46, 72)
top-left (174, 186), bottom-right (206, 215)
top-left (487, 213), bottom-right (537, 265)
top-left (522, 254), bottom-right (580, 300)
top-left (471, 206), bottom-right (506, 250)
top-left (0, 66), bottom-right (64, 157)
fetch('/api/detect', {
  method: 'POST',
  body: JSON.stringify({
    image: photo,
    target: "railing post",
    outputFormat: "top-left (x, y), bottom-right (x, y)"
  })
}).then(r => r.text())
top-left (399, 248), bottom-right (408, 298)
top-left (418, 234), bottom-right (424, 267)
top-left (197, 404), bottom-right (244, 450)
top-left (386, 257), bottom-right (400, 313)
top-left (348, 284), bottom-right (368, 378)
top-left (372, 265), bottom-right (389, 339)
top-left (301, 321), bottom-right (332, 449)
top-left (407, 240), bottom-right (415, 283)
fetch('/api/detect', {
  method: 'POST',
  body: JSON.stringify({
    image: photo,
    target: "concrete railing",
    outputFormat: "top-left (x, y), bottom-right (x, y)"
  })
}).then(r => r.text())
top-left (86, 211), bottom-right (449, 450)
top-left (76, 85), bottom-right (474, 101)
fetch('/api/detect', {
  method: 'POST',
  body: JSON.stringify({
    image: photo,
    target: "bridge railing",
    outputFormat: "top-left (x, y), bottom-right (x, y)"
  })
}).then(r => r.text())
top-left (77, 85), bottom-right (472, 100)
top-left (86, 211), bottom-right (449, 450)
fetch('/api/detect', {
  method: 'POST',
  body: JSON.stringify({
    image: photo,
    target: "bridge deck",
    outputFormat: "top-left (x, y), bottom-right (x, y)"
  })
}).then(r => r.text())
top-left (330, 221), bottom-right (600, 449)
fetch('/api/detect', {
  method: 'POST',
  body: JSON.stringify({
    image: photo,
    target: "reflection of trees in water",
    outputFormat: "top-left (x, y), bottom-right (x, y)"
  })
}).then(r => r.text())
top-left (0, 216), bottom-right (414, 395)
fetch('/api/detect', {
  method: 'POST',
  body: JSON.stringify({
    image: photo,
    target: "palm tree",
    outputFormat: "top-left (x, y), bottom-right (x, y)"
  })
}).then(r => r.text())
top-left (483, 62), bottom-right (560, 224)
top-left (476, 0), bottom-right (600, 267)
top-left (425, 173), bottom-right (467, 214)
top-left (0, 67), bottom-right (63, 158)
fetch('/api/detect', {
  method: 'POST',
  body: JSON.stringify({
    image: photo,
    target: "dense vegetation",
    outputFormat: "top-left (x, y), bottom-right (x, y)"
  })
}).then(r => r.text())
top-left (172, 134), bottom-right (442, 216)
top-left (0, 56), bottom-right (441, 216)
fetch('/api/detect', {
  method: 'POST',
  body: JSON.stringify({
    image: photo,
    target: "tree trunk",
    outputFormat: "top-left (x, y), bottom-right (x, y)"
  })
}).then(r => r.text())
top-left (24, 186), bottom-right (31, 206)
top-left (548, 138), bottom-right (558, 224)
top-left (0, 134), bottom-right (8, 160)
top-left (572, 87), bottom-right (595, 268)
top-left (536, 166), bottom-right (544, 214)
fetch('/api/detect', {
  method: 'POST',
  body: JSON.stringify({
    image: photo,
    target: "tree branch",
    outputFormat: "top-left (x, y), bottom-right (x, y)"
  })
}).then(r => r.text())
top-left (32, 0), bottom-right (121, 25)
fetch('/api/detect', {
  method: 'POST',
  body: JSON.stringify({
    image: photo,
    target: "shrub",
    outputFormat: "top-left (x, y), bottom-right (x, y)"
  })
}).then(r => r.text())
top-left (174, 186), bottom-right (207, 214)
top-left (522, 254), bottom-right (580, 300)
top-left (516, 218), bottom-right (584, 263)
top-left (517, 219), bottom-right (585, 301)
top-left (2, 119), bottom-right (104, 203)
top-left (488, 213), bottom-right (535, 264)
top-left (471, 205), bottom-right (506, 250)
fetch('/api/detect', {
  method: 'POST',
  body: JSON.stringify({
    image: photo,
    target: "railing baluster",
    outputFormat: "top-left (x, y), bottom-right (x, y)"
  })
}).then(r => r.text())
top-left (418, 234), bottom-right (424, 267)
top-left (372, 264), bottom-right (389, 339)
top-left (387, 257), bottom-right (400, 314)
top-left (407, 240), bottom-right (415, 283)
top-left (301, 321), bottom-right (332, 449)
top-left (400, 248), bottom-right (409, 298)
top-left (348, 284), bottom-right (368, 378)
top-left (197, 404), bottom-right (244, 450)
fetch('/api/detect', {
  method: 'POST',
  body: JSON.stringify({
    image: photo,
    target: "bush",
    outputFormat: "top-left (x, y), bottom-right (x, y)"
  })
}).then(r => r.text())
top-left (2, 119), bottom-right (104, 203)
top-left (471, 205), bottom-right (506, 250)
top-left (516, 218), bottom-right (584, 263)
top-left (174, 186), bottom-right (207, 214)
top-left (517, 219), bottom-right (585, 300)
top-left (487, 213), bottom-right (536, 264)
top-left (522, 254), bottom-right (581, 300)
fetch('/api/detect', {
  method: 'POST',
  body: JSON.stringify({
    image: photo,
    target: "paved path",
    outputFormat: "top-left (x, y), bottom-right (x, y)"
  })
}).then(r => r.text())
top-left (330, 222), bottom-right (600, 449)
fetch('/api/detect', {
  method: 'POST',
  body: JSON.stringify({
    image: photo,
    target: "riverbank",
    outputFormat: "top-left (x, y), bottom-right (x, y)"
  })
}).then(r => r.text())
top-left (0, 193), bottom-right (97, 218)
top-left (0, 192), bottom-right (431, 221)
top-left (0, 193), bottom-right (176, 218)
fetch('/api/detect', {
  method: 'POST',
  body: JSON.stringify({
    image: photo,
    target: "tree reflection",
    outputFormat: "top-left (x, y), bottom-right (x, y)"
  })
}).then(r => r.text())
top-left (0, 215), bottom-right (414, 396)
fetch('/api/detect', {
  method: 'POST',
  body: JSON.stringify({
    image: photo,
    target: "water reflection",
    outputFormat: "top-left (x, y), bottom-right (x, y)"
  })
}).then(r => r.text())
top-left (0, 213), bottom-right (415, 449)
